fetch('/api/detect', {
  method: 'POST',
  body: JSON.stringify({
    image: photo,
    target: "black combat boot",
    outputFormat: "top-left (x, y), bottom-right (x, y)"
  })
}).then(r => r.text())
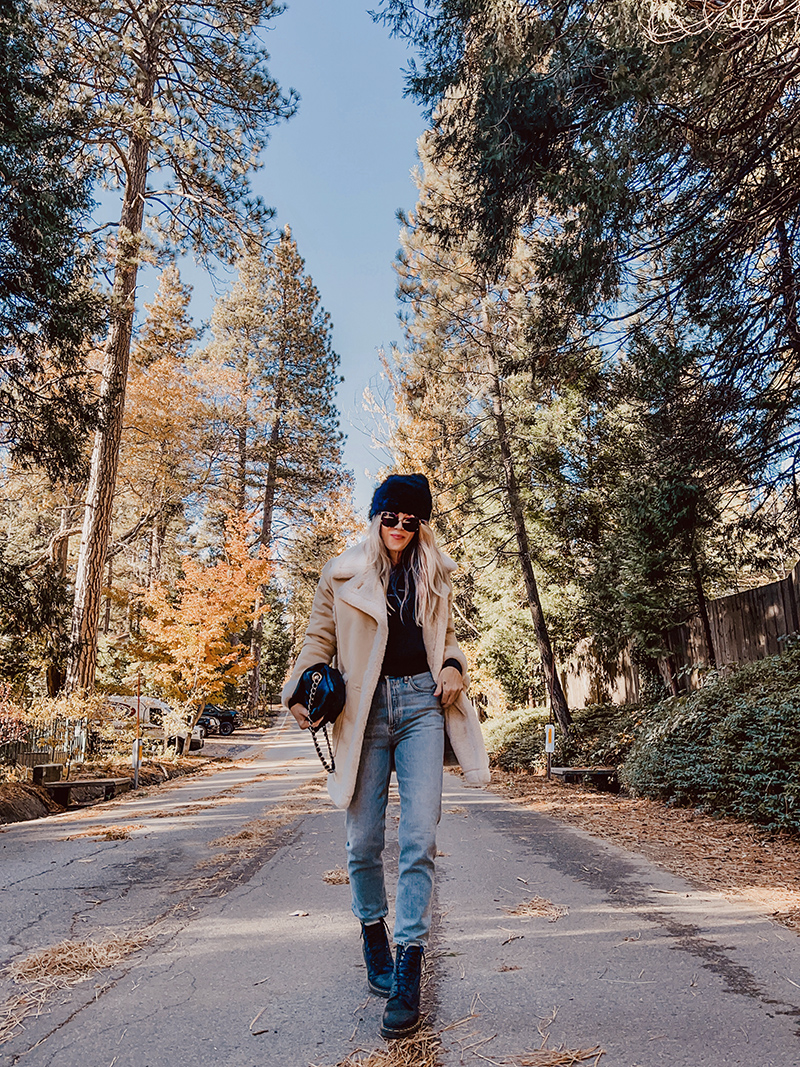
top-left (361, 920), bottom-right (394, 998)
top-left (380, 943), bottom-right (423, 1039)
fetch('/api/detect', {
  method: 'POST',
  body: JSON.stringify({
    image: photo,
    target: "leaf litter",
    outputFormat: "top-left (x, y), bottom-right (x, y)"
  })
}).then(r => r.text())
top-left (310, 1022), bottom-right (602, 1067)
top-left (1, 933), bottom-right (149, 1045)
top-left (503, 897), bottom-right (567, 921)
top-left (489, 768), bottom-right (800, 930)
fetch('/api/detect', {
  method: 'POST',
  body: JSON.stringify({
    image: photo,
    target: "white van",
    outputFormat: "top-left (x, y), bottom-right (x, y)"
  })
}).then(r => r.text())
top-left (104, 695), bottom-right (204, 751)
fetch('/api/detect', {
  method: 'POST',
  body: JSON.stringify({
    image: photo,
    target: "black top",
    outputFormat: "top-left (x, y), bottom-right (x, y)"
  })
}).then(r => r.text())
top-left (381, 565), bottom-right (463, 679)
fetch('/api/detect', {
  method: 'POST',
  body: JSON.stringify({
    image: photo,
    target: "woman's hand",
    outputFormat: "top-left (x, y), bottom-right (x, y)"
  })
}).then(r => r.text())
top-left (434, 666), bottom-right (463, 708)
top-left (290, 703), bottom-right (318, 730)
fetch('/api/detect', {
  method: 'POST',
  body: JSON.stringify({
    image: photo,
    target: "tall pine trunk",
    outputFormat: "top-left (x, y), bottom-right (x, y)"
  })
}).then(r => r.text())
top-left (65, 66), bottom-right (155, 691)
top-left (247, 408), bottom-right (281, 714)
top-left (485, 342), bottom-right (572, 734)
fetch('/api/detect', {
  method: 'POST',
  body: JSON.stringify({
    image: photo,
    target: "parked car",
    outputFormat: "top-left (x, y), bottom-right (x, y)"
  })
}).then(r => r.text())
top-left (104, 694), bottom-right (204, 752)
top-left (202, 704), bottom-right (242, 736)
top-left (196, 711), bottom-right (220, 737)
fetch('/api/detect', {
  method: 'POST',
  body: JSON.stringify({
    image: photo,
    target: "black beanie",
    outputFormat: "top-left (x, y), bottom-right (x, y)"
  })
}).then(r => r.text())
top-left (369, 474), bottom-right (433, 521)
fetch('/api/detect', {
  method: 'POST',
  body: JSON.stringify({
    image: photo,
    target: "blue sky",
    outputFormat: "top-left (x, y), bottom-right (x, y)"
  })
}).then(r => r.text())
top-left (159, 2), bottom-right (428, 514)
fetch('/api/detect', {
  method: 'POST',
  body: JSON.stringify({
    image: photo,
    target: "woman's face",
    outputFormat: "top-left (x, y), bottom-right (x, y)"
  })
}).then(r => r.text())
top-left (380, 513), bottom-right (418, 562)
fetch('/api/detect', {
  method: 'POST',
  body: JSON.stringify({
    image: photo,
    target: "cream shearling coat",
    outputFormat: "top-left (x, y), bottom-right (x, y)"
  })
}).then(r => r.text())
top-left (281, 541), bottom-right (491, 809)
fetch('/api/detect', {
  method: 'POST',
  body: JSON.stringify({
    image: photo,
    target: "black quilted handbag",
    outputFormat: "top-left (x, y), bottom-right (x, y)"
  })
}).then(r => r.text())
top-left (289, 663), bottom-right (346, 772)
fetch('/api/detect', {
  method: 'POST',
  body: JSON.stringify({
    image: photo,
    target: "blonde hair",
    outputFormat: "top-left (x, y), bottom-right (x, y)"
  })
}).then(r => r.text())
top-left (365, 517), bottom-right (450, 629)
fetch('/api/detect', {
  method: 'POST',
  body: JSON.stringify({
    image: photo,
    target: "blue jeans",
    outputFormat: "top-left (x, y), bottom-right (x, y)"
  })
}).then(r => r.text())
top-left (345, 672), bottom-right (445, 946)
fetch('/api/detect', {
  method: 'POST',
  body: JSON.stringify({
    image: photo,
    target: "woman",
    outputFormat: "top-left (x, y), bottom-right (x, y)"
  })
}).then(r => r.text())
top-left (283, 474), bottom-right (490, 1040)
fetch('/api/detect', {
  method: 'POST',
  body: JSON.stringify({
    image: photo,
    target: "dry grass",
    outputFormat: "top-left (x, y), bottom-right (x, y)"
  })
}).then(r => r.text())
top-left (0, 991), bottom-right (48, 1045)
top-left (323, 867), bottom-right (350, 885)
top-left (443, 1007), bottom-right (604, 1067)
top-left (209, 820), bottom-right (277, 849)
top-left (310, 1024), bottom-right (602, 1067)
top-left (312, 1025), bottom-right (441, 1067)
top-left (8, 934), bottom-right (148, 989)
top-left (497, 1050), bottom-right (603, 1066)
top-left (1, 934), bottom-right (148, 1046)
top-left (503, 897), bottom-right (567, 922)
top-left (68, 824), bottom-right (142, 841)
top-left (489, 769), bottom-right (800, 929)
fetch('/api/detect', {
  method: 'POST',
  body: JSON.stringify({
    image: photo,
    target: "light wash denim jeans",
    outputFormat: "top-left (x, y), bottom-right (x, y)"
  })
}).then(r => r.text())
top-left (345, 671), bottom-right (444, 946)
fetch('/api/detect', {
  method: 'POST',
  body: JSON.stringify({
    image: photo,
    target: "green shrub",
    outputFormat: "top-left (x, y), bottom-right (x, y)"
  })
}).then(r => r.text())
top-left (559, 703), bottom-right (642, 767)
top-left (482, 705), bottom-right (550, 771)
top-left (482, 701), bottom-right (640, 773)
top-left (622, 647), bottom-right (800, 832)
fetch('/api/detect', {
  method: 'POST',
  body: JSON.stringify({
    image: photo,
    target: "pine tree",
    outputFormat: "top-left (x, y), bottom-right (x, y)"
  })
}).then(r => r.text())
top-left (282, 486), bottom-right (363, 656)
top-left (0, 0), bottom-right (102, 477)
top-left (195, 251), bottom-right (272, 514)
top-left (37, 0), bottom-right (297, 693)
top-left (246, 229), bottom-right (347, 710)
top-left (390, 134), bottom-right (573, 731)
top-left (197, 229), bottom-right (349, 712)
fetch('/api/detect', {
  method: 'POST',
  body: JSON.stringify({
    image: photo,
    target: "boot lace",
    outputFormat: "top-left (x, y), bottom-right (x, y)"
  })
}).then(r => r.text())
top-left (393, 944), bottom-right (423, 1003)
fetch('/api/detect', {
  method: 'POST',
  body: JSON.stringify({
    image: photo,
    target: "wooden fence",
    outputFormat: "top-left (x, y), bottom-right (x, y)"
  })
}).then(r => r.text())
top-left (0, 716), bottom-right (88, 769)
top-left (562, 560), bottom-right (800, 709)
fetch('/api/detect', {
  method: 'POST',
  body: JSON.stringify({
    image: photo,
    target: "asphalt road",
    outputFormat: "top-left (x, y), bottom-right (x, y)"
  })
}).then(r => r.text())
top-left (2, 718), bottom-right (799, 1067)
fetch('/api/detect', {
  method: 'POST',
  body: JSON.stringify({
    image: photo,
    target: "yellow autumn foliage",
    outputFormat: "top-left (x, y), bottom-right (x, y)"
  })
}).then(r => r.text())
top-left (136, 511), bottom-right (271, 704)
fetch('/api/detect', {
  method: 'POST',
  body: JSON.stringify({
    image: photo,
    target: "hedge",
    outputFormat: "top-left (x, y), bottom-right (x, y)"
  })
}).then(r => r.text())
top-left (481, 645), bottom-right (800, 833)
top-left (482, 701), bottom-right (640, 772)
top-left (622, 645), bottom-right (800, 832)
top-left (482, 705), bottom-right (550, 771)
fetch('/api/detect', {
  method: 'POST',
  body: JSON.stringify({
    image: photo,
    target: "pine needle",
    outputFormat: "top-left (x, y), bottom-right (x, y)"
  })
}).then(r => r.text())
top-left (503, 1048), bottom-right (604, 1066)
top-left (311, 1025), bottom-right (441, 1067)
top-left (323, 867), bottom-right (350, 884)
top-left (8, 934), bottom-right (148, 989)
top-left (69, 824), bottom-right (142, 841)
top-left (1, 934), bottom-right (148, 1046)
top-left (503, 897), bottom-right (567, 921)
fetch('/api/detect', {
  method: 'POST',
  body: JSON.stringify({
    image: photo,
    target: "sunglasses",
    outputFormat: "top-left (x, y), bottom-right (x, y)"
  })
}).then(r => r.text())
top-left (380, 512), bottom-right (422, 533)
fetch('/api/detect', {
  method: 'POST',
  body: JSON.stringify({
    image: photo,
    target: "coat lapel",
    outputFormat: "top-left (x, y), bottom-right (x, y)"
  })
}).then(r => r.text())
top-left (338, 569), bottom-right (386, 626)
top-left (330, 543), bottom-right (387, 625)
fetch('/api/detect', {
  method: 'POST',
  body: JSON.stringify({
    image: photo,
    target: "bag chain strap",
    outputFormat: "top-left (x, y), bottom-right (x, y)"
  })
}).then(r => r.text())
top-left (307, 670), bottom-right (335, 773)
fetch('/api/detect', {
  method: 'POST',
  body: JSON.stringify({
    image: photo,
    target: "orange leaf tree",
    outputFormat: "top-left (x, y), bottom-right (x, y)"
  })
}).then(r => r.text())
top-left (136, 512), bottom-right (271, 711)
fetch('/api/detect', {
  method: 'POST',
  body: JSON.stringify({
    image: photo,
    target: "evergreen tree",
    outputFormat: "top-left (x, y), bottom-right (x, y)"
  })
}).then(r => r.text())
top-left (198, 229), bottom-right (349, 711)
top-left (379, 1), bottom-right (800, 698)
top-left (390, 134), bottom-right (573, 731)
top-left (0, 544), bottom-right (70, 698)
top-left (282, 486), bottom-right (363, 656)
top-left (40, 0), bottom-right (297, 692)
top-left (0, 0), bottom-right (102, 477)
top-left (377, 0), bottom-right (800, 497)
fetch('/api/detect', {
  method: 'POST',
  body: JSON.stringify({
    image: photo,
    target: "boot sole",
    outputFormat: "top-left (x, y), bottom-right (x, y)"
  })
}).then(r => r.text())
top-left (368, 979), bottom-right (392, 999)
top-left (380, 1015), bottom-right (422, 1040)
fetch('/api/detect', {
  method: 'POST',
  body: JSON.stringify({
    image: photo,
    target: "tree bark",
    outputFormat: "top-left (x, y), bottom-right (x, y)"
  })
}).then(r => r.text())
top-left (148, 506), bottom-right (172, 589)
top-left (484, 342), bottom-right (572, 733)
top-left (236, 422), bottom-right (247, 513)
top-left (65, 46), bottom-right (157, 692)
top-left (690, 543), bottom-right (717, 670)
top-left (247, 410), bottom-right (281, 714)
